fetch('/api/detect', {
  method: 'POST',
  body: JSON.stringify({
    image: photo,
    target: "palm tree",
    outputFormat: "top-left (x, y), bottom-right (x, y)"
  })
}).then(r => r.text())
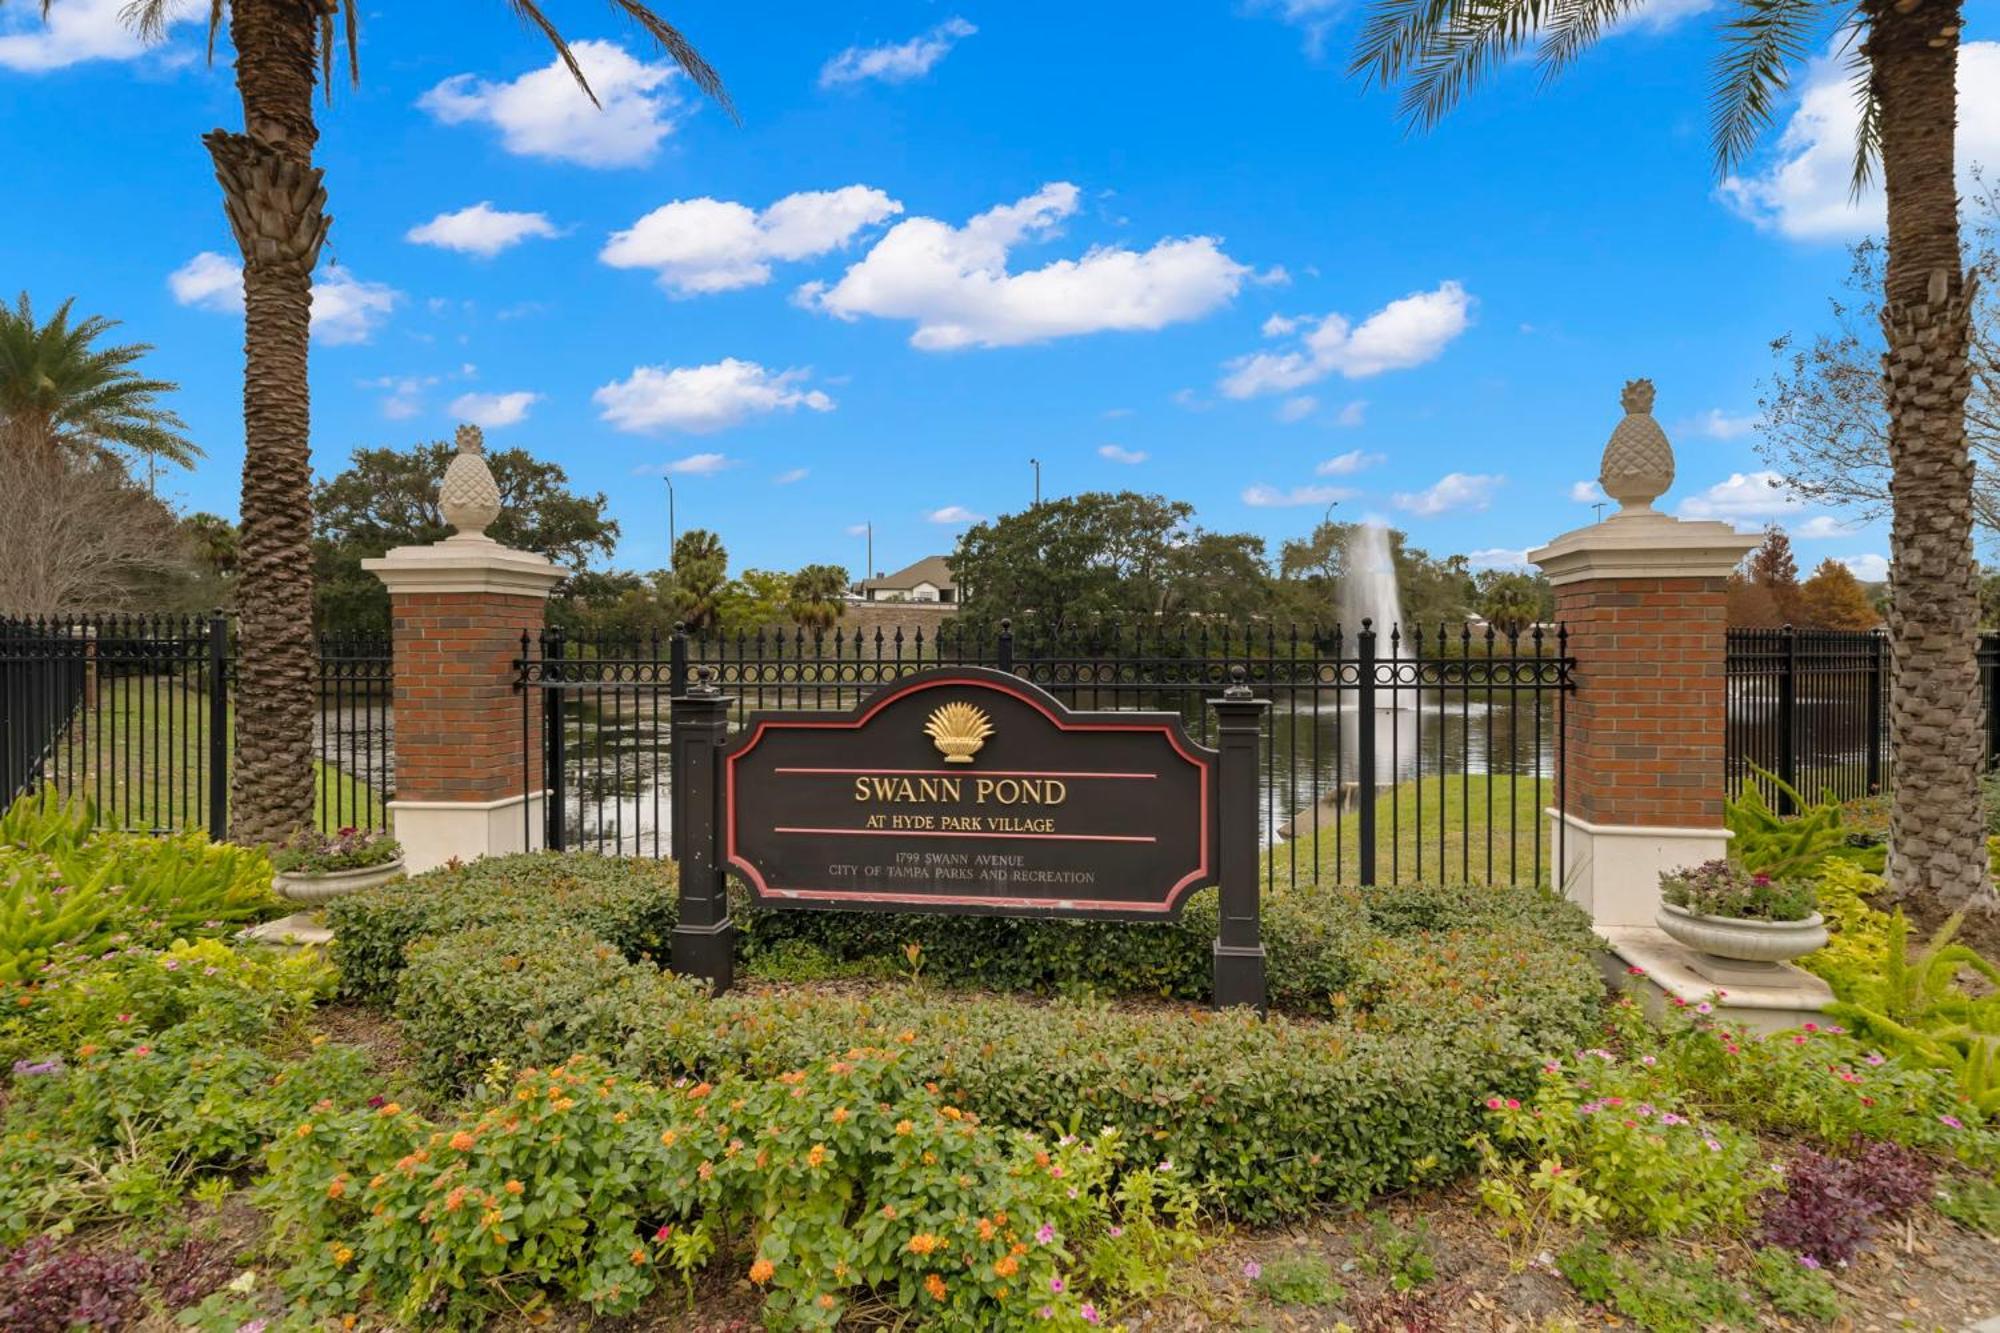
top-left (1351, 0), bottom-right (1984, 911)
top-left (4, 3), bottom-right (727, 846)
top-left (672, 529), bottom-right (729, 633)
top-left (0, 293), bottom-right (198, 474)
top-left (788, 563), bottom-right (851, 632)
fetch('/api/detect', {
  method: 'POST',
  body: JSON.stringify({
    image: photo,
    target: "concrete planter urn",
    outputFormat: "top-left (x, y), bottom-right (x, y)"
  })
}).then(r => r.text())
top-left (273, 858), bottom-right (405, 906)
top-left (1655, 901), bottom-right (1829, 983)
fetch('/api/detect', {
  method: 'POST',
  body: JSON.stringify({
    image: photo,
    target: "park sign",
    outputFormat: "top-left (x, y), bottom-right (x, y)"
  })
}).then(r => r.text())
top-left (668, 664), bottom-right (1271, 1009)
top-left (720, 667), bottom-right (1216, 919)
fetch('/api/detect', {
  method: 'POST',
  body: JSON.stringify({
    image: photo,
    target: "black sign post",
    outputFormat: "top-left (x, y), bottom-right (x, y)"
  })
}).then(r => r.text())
top-left (1211, 667), bottom-right (1270, 1013)
top-left (669, 670), bottom-right (736, 994)
top-left (671, 664), bottom-right (1265, 1010)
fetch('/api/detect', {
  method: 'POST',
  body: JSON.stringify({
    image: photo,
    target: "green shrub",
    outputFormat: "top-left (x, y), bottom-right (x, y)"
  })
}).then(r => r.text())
top-left (0, 794), bottom-right (277, 984)
top-left (336, 852), bottom-right (1599, 1022)
top-left (260, 1049), bottom-right (1181, 1329)
top-left (1748, 1248), bottom-right (1840, 1324)
top-left (1557, 1238), bottom-right (1756, 1333)
top-left (0, 936), bottom-right (334, 1068)
top-left (326, 854), bottom-right (679, 1004)
top-left (388, 922), bottom-right (1593, 1222)
top-left (0, 1029), bottom-right (376, 1241)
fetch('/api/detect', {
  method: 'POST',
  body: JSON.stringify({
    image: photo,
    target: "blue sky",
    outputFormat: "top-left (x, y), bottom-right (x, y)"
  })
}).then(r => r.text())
top-left (6, 1), bottom-right (1998, 585)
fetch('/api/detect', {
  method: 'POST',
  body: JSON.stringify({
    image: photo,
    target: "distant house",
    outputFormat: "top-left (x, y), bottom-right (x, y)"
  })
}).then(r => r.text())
top-left (858, 556), bottom-right (958, 604)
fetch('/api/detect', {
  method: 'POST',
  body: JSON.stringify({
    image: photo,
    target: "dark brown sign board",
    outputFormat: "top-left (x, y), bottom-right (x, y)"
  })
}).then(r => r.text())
top-left (669, 665), bottom-right (1269, 1010)
top-left (720, 667), bottom-right (1217, 920)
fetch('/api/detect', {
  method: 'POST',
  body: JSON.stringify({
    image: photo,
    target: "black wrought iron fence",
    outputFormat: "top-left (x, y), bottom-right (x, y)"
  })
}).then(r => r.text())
top-left (517, 619), bottom-right (1574, 889)
top-left (0, 614), bottom-right (393, 836)
top-left (1726, 626), bottom-right (2000, 810)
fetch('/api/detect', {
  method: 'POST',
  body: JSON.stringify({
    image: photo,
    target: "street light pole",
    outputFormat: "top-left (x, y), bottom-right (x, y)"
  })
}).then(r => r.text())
top-left (665, 476), bottom-right (677, 557)
top-left (1030, 457), bottom-right (1041, 508)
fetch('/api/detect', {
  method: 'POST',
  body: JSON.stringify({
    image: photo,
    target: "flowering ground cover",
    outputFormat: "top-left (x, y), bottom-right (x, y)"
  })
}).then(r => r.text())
top-left (5, 792), bottom-right (2000, 1329)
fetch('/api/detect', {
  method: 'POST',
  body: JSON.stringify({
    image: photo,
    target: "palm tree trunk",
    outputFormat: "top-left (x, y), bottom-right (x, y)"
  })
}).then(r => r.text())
top-left (1874, 0), bottom-right (1989, 910)
top-left (205, 0), bottom-right (327, 845)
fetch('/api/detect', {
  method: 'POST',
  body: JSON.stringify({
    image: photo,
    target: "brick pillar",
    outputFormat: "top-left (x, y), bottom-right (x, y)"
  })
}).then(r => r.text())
top-left (365, 541), bottom-right (563, 872)
top-left (364, 435), bottom-right (564, 878)
top-left (1529, 383), bottom-right (1756, 931)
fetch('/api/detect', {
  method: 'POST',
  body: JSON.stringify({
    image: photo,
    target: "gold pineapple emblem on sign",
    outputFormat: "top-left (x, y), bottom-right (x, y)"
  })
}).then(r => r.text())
top-left (924, 701), bottom-right (994, 764)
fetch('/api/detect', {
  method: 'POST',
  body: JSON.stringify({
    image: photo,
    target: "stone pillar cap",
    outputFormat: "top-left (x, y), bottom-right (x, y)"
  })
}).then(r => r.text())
top-left (364, 536), bottom-right (565, 598)
top-left (1529, 510), bottom-right (1758, 586)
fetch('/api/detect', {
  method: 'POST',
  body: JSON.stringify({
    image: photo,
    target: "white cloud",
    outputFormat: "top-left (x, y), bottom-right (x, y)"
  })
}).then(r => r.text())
top-left (1794, 514), bottom-right (1855, 538)
top-left (1676, 470), bottom-right (1807, 521)
top-left (1394, 472), bottom-right (1503, 516)
top-left (1220, 281), bottom-right (1473, 397)
top-left (1098, 444), bottom-right (1149, 465)
top-left (1721, 42), bottom-right (2000, 240)
top-left (1569, 479), bottom-right (1608, 504)
top-left (1840, 553), bottom-right (1890, 582)
top-left (594, 358), bottom-right (834, 434)
top-left (927, 504), bottom-right (984, 525)
top-left (167, 253), bottom-right (241, 313)
top-left (1276, 395), bottom-right (1318, 424)
top-left (420, 40), bottom-right (685, 169)
top-left (1468, 547), bottom-right (1533, 570)
top-left (602, 186), bottom-right (901, 294)
top-left (1688, 408), bottom-right (1760, 440)
top-left (775, 467), bottom-right (811, 484)
top-left (820, 17), bottom-right (976, 87)
top-left (366, 375), bottom-right (438, 420)
top-left (1334, 400), bottom-right (1368, 428)
top-left (0, 0), bottom-right (195, 71)
top-left (844, 522), bottom-right (872, 536)
top-left (798, 182), bottom-right (1250, 350)
top-left (406, 203), bottom-right (560, 258)
top-left (663, 453), bottom-right (734, 476)
top-left (1242, 483), bottom-right (1356, 508)
top-left (168, 253), bottom-right (398, 345)
top-left (449, 390), bottom-right (540, 428)
top-left (1317, 449), bottom-right (1385, 476)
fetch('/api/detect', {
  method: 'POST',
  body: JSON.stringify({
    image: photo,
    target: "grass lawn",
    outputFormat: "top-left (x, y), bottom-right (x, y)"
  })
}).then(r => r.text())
top-left (1267, 771), bottom-right (1555, 888)
top-left (40, 677), bottom-right (387, 835)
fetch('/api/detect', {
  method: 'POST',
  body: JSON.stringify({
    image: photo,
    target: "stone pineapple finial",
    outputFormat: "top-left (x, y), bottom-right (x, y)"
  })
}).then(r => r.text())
top-left (439, 423), bottom-right (502, 540)
top-left (1598, 377), bottom-right (1674, 515)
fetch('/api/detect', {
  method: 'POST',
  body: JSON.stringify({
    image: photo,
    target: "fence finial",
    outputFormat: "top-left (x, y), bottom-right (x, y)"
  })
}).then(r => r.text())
top-left (440, 424), bottom-right (503, 540)
top-left (1598, 378), bottom-right (1675, 516)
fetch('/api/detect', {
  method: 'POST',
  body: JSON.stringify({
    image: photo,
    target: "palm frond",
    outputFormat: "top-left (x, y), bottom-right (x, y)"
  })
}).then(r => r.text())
top-left (1709, 0), bottom-right (1824, 172)
top-left (605, 0), bottom-right (735, 119)
top-left (506, 0), bottom-right (602, 109)
top-left (1397, 0), bottom-right (1564, 131)
top-left (1843, 32), bottom-right (1882, 199)
top-left (1350, 0), bottom-right (1472, 90)
top-left (1537, 0), bottom-right (1650, 82)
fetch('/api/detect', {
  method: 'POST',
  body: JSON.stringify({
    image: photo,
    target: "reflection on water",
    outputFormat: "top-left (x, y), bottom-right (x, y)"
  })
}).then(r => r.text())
top-left (544, 685), bottom-right (1563, 860)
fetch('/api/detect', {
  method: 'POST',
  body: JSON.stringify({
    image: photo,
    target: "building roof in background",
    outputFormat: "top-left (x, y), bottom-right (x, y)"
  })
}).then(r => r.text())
top-left (861, 555), bottom-right (956, 592)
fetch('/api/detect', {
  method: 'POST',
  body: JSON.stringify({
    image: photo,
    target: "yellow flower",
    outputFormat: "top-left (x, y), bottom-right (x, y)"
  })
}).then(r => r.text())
top-left (895, 1119), bottom-right (913, 1136)
top-left (806, 1143), bottom-right (828, 1169)
top-left (831, 1106), bottom-right (850, 1124)
top-left (925, 1273), bottom-right (947, 1302)
top-left (378, 1102), bottom-right (401, 1117)
top-left (907, 1233), bottom-right (943, 1256)
top-left (749, 1257), bottom-right (776, 1285)
top-left (504, 1179), bottom-right (525, 1196)
top-left (630, 1247), bottom-right (648, 1265)
top-left (295, 1123), bottom-right (315, 1138)
top-left (660, 1129), bottom-right (678, 1146)
top-left (332, 1245), bottom-right (354, 1268)
top-left (995, 1254), bottom-right (1019, 1278)
top-left (449, 1131), bottom-right (476, 1152)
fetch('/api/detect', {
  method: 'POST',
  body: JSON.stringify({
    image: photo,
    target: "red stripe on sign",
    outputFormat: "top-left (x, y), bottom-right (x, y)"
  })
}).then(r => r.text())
top-left (772, 826), bottom-right (1157, 844)
top-left (772, 767), bottom-right (1157, 779)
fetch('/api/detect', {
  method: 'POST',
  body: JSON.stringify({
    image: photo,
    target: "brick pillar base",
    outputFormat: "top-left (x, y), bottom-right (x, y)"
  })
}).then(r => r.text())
top-left (1531, 512), bottom-right (1756, 927)
top-left (366, 536), bottom-right (564, 872)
